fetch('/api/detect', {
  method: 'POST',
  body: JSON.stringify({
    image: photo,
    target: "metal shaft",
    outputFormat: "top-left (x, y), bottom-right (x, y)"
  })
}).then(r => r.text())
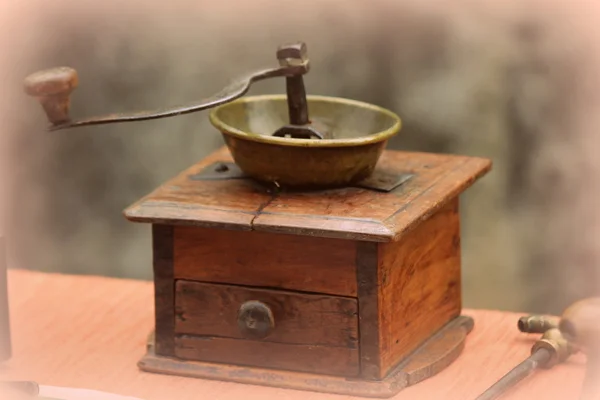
top-left (475, 348), bottom-right (552, 400)
top-left (285, 75), bottom-right (310, 126)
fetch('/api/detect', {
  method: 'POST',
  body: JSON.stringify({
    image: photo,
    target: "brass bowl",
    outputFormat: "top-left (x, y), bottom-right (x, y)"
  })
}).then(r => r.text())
top-left (209, 94), bottom-right (401, 189)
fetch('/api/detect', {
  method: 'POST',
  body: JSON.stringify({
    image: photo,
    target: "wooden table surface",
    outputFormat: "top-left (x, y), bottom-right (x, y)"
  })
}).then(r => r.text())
top-left (0, 269), bottom-right (588, 400)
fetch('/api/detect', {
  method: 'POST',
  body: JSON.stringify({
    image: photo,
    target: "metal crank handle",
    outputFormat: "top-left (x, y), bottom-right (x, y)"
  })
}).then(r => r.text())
top-left (22, 43), bottom-right (310, 132)
top-left (23, 64), bottom-right (307, 131)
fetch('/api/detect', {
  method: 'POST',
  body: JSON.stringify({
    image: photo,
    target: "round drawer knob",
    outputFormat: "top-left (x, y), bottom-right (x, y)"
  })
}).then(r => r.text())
top-left (237, 300), bottom-right (275, 339)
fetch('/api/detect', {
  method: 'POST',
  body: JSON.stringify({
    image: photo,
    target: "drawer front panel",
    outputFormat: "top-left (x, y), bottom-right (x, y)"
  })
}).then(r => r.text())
top-left (174, 336), bottom-right (359, 377)
top-left (173, 226), bottom-right (357, 297)
top-left (174, 280), bottom-right (360, 376)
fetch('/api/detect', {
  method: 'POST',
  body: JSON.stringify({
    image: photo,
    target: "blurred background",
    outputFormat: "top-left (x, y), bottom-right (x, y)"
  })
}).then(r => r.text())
top-left (1, 0), bottom-right (599, 314)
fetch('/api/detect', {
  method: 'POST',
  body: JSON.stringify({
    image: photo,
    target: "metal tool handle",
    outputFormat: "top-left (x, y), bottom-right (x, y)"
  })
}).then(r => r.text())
top-left (475, 348), bottom-right (552, 400)
top-left (560, 297), bottom-right (600, 400)
top-left (23, 43), bottom-right (312, 133)
top-left (475, 327), bottom-right (575, 400)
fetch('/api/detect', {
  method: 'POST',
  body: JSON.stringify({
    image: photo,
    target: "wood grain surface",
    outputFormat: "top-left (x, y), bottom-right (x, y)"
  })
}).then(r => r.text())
top-left (353, 199), bottom-right (463, 380)
top-left (151, 224), bottom-right (175, 357)
top-left (172, 280), bottom-right (359, 376)
top-left (173, 226), bottom-right (357, 297)
top-left (0, 269), bottom-right (588, 400)
top-left (377, 198), bottom-right (462, 377)
top-left (124, 147), bottom-right (491, 242)
top-left (174, 335), bottom-right (359, 377)
top-left (174, 281), bottom-right (358, 347)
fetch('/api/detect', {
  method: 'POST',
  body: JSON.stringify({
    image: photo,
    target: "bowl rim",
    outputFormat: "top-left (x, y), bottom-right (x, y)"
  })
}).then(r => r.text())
top-left (208, 94), bottom-right (402, 148)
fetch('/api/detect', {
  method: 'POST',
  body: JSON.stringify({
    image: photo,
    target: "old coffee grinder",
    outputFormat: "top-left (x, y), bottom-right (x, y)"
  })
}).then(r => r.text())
top-left (23, 42), bottom-right (491, 397)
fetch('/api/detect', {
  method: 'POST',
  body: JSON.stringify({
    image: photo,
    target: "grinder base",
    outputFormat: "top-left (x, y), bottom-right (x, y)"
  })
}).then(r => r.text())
top-left (138, 316), bottom-right (473, 399)
top-left (125, 146), bottom-right (491, 398)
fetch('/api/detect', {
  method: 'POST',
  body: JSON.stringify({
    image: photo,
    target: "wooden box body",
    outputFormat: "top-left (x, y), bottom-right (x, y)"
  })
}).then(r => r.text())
top-left (125, 147), bottom-right (491, 396)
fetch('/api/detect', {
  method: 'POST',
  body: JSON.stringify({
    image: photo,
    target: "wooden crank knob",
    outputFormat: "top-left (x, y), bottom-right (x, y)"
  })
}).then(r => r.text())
top-left (560, 297), bottom-right (600, 400)
top-left (23, 67), bottom-right (78, 125)
top-left (237, 301), bottom-right (275, 340)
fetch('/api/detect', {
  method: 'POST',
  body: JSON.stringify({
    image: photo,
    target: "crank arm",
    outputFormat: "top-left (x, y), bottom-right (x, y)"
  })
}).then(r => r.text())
top-left (23, 42), bottom-right (311, 132)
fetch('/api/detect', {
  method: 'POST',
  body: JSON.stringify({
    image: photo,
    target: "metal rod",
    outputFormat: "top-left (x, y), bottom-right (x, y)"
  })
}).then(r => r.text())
top-left (285, 75), bottom-right (310, 126)
top-left (475, 348), bottom-right (551, 400)
top-left (46, 65), bottom-right (305, 131)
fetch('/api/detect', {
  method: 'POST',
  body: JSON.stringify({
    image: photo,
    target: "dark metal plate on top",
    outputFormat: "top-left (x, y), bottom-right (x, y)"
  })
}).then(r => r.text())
top-left (355, 171), bottom-right (414, 193)
top-left (188, 162), bottom-right (414, 193)
top-left (189, 162), bottom-right (247, 180)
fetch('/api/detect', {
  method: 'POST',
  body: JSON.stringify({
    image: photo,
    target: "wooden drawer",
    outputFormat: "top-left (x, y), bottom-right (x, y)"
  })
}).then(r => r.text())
top-left (174, 280), bottom-right (360, 377)
top-left (172, 226), bottom-right (357, 297)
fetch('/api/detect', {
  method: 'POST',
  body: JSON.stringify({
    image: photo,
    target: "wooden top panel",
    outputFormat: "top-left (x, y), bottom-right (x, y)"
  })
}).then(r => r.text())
top-left (124, 146), bottom-right (491, 241)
